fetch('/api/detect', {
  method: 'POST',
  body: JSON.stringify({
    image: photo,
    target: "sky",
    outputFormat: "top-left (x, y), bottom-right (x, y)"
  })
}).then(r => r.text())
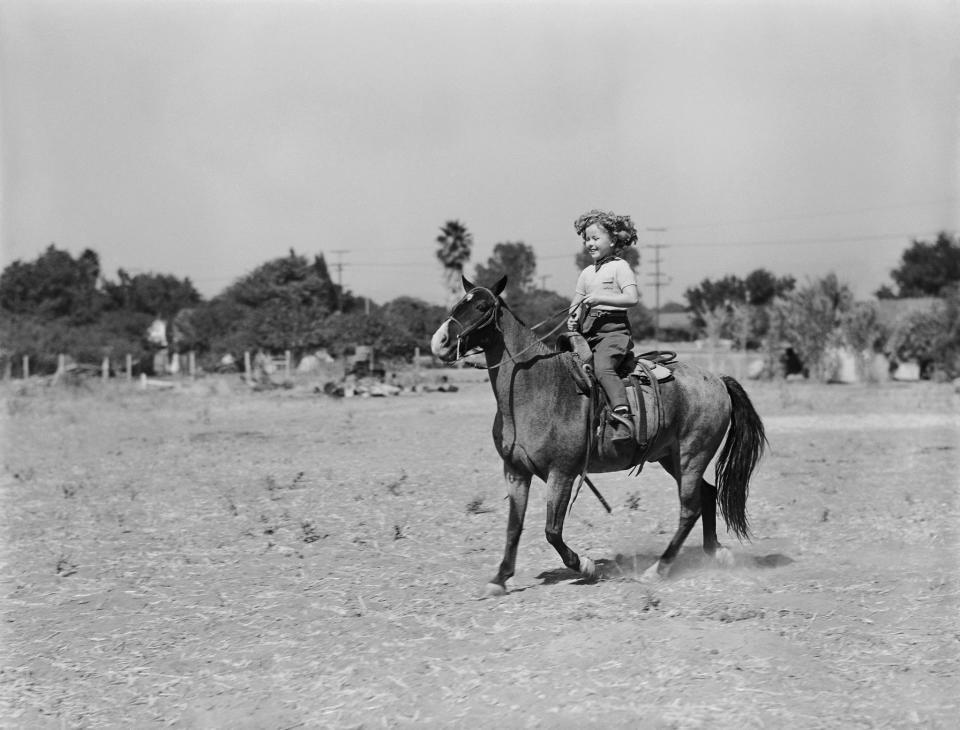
top-left (1, 0), bottom-right (958, 309)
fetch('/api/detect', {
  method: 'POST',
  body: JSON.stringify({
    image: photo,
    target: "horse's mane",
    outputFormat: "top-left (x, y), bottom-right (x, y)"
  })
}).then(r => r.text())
top-left (497, 299), bottom-right (562, 361)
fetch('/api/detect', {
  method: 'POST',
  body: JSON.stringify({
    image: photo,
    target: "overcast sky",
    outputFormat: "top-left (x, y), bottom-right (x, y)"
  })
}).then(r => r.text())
top-left (2, 0), bottom-right (957, 308)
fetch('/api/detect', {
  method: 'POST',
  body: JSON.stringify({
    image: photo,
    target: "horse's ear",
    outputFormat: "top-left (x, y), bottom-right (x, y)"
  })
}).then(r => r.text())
top-left (461, 275), bottom-right (476, 292)
top-left (492, 276), bottom-right (507, 296)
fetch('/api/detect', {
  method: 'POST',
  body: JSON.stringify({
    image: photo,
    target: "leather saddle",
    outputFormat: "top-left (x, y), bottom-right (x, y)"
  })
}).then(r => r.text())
top-left (557, 332), bottom-right (676, 462)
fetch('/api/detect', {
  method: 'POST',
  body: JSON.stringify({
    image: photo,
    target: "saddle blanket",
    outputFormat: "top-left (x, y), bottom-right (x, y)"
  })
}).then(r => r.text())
top-left (631, 358), bottom-right (673, 383)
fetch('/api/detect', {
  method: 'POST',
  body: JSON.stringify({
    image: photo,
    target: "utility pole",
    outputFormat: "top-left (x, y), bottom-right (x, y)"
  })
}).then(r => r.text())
top-left (644, 228), bottom-right (670, 342)
top-left (329, 249), bottom-right (349, 288)
top-left (539, 274), bottom-right (551, 291)
top-left (330, 250), bottom-right (349, 313)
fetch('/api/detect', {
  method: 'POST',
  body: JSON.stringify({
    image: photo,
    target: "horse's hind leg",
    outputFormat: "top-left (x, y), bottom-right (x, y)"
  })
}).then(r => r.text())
top-left (486, 462), bottom-right (532, 597)
top-left (544, 471), bottom-right (599, 581)
top-left (643, 454), bottom-right (713, 581)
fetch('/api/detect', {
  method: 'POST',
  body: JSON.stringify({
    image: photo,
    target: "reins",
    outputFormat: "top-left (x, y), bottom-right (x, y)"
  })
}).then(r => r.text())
top-left (449, 300), bottom-right (571, 371)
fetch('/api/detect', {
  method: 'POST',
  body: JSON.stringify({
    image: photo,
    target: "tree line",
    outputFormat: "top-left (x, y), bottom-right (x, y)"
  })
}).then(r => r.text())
top-left (1, 227), bottom-right (958, 379)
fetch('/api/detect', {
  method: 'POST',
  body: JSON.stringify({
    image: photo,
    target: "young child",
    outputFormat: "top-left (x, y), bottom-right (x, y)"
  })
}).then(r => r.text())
top-left (567, 209), bottom-right (640, 437)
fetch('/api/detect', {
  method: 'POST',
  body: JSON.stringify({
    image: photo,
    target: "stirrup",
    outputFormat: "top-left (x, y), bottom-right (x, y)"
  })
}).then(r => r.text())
top-left (608, 410), bottom-right (634, 437)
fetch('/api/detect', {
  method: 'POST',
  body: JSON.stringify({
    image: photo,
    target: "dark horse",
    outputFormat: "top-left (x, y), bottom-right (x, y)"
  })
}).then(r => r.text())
top-left (431, 276), bottom-right (767, 596)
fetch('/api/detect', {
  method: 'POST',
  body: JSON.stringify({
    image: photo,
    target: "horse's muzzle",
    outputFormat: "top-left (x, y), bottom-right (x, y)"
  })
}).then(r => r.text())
top-left (430, 320), bottom-right (458, 362)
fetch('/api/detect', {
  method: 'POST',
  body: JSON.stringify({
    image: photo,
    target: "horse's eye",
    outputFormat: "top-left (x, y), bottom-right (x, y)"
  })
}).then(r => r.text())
top-left (476, 301), bottom-right (491, 312)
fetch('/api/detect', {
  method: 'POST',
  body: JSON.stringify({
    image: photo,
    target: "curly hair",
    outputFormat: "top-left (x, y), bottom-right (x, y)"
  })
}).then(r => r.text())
top-left (573, 209), bottom-right (638, 249)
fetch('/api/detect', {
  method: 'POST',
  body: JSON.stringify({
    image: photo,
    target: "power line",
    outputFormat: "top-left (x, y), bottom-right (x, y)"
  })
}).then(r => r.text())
top-left (535, 229), bottom-right (943, 259)
top-left (668, 230), bottom-right (942, 249)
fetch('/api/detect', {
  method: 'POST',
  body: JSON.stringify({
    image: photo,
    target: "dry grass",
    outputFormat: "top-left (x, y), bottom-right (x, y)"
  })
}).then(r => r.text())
top-left (1, 375), bottom-right (958, 728)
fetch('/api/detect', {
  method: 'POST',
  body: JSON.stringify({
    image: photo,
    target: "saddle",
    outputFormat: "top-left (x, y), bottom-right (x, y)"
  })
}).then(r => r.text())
top-left (557, 332), bottom-right (676, 465)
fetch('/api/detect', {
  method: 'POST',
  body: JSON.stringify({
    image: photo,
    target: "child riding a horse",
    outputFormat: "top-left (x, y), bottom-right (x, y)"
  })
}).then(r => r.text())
top-left (567, 209), bottom-right (640, 438)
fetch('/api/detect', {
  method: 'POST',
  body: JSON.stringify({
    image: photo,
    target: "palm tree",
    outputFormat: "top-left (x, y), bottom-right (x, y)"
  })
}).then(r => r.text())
top-left (435, 220), bottom-right (473, 305)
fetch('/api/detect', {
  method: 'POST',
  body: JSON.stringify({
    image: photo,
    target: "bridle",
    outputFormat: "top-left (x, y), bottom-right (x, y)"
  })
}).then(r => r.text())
top-left (445, 288), bottom-right (569, 370)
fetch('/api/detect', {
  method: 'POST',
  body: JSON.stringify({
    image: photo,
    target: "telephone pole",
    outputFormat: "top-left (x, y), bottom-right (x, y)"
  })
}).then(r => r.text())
top-left (644, 228), bottom-right (670, 342)
top-left (330, 249), bottom-right (349, 312)
top-left (329, 250), bottom-right (349, 288)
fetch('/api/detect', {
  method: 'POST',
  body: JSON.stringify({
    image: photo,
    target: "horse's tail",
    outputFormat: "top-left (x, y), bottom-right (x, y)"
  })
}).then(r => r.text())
top-left (715, 376), bottom-right (768, 541)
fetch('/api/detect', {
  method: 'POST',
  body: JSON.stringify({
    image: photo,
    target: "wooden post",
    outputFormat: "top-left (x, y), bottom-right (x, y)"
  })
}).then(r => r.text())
top-left (285, 350), bottom-right (291, 381)
top-left (102, 357), bottom-right (109, 381)
top-left (52, 353), bottom-right (65, 385)
top-left (413, 346), bottom-right (420, 385)
top-left (22, 355), bottom-right (29, 379)
top-left (189, 351), bottom-right (196, 379)
top-left (244, 350), bottom-right (252, 385)
top-left (126, 354), bottom-right (133, 381)
top-left (369, 347), bottom-right (375, 375)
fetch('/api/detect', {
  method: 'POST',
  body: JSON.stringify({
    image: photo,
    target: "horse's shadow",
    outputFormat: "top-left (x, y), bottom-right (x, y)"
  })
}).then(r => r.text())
top-left (535, 550), bottom-right (794, 586)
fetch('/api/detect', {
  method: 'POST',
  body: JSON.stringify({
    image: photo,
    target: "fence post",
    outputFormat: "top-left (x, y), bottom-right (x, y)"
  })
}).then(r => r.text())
top-left (102, 357), bottom-right (109, 381)
top-left (52, 353), bottom-right (66, 385)
top-left (23, 355), bottom-right (30, 380)
top-left (413, 346), bottom-right (420, 384)
top-left (189, 351), bottom-right (196, 379)
top-left (285, 350), bottom-right (291, 381)
top-left (244, 351), bottom-right (252, 385)
top-left (126, 354), bottom-right (132, 381)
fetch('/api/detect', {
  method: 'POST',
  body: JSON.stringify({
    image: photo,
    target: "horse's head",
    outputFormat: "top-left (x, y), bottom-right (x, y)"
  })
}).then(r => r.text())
top-left (430, 275), bottom-right (507, 362)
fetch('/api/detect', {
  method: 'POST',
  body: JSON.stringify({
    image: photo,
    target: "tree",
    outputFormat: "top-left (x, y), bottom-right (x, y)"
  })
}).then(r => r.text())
top-left (744, 269), bottom-right (795, 305)
top-left (212, 249), bottom-right (344, 355)
top-left (840, 301), bottom-right (889, 381)
top-left (888, 231), bottom-right (960, 297)
top-left (685, 270), bottom-right (794, 343)
top-left (684, 275), bottom-right (745, 340)
top-left (435, 220), bottom-right (473, 304)
top-left (0, 244), bottom-right (104, 323)
top-left (380, 296), bottom-right (447, 350)
top-left (102, 269), bottom-right (201, 318)
top-left (474, 242), bottom-right (537, 300)
top-left (768, 274), bottom-right (854, 381)
top-left (886, 284), bottom-right (960, 378)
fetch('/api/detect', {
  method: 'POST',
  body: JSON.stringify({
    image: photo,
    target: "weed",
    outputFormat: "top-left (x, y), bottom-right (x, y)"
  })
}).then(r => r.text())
top-left (385, 470), bottom-right (408, 495)
top-left (466, 497), bottom-right (493, 515)
top-left (55, 555), bottom-right (78, 577)
top-left (301, 520), bottom-right (327, 543)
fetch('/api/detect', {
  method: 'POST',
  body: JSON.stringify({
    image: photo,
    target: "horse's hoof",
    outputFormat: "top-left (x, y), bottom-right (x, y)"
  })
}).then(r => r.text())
top-left (713, 547), bottom-right (735, 568)
top-left (641, 562), bottom-right (665, 582)
top-left (482, 582), bottom-right (507, 598)
top-left (579, 556), bottom-right (598, 581)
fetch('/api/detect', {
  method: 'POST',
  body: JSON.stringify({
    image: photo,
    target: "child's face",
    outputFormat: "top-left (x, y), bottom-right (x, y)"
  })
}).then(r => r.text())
top-left (582, 223), bottom-right (615, 262)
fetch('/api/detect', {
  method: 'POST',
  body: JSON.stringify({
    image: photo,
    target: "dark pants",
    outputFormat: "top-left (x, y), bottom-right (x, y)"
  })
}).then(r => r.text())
top-left (583, 315), bottom-right (633, 411)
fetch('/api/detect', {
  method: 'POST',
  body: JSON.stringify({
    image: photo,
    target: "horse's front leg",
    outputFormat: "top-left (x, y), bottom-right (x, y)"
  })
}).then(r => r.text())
top-left (485, 462), bottom-right (531, 597)
top-left (544, 471), bottom-right (599, 581)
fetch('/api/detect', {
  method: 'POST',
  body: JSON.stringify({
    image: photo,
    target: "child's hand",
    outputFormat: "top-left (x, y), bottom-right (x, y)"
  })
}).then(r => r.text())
top-left (566, 312), bottom-right (579, 331)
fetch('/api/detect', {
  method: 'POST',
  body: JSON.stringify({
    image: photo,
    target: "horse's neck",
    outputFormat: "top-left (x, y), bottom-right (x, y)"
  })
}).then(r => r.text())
top-left (485, 309), bottom-right (558, 406)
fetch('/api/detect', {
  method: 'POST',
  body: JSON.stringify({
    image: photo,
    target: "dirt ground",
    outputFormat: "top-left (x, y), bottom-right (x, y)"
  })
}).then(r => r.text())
top-left (1, 371), bottom-right (958, 729)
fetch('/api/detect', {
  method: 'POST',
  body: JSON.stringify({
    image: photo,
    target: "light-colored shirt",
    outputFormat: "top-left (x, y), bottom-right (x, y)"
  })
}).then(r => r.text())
top-left (574, 258), bottom-right (638, 312)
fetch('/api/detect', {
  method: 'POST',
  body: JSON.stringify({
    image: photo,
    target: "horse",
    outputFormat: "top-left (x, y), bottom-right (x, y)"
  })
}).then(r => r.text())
top-left (430, 276), bottom-right (767, 597)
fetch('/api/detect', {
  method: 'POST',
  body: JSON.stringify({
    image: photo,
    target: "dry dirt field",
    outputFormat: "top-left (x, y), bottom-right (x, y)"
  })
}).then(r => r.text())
top-left (2, 372), bottom-right (958, 729)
